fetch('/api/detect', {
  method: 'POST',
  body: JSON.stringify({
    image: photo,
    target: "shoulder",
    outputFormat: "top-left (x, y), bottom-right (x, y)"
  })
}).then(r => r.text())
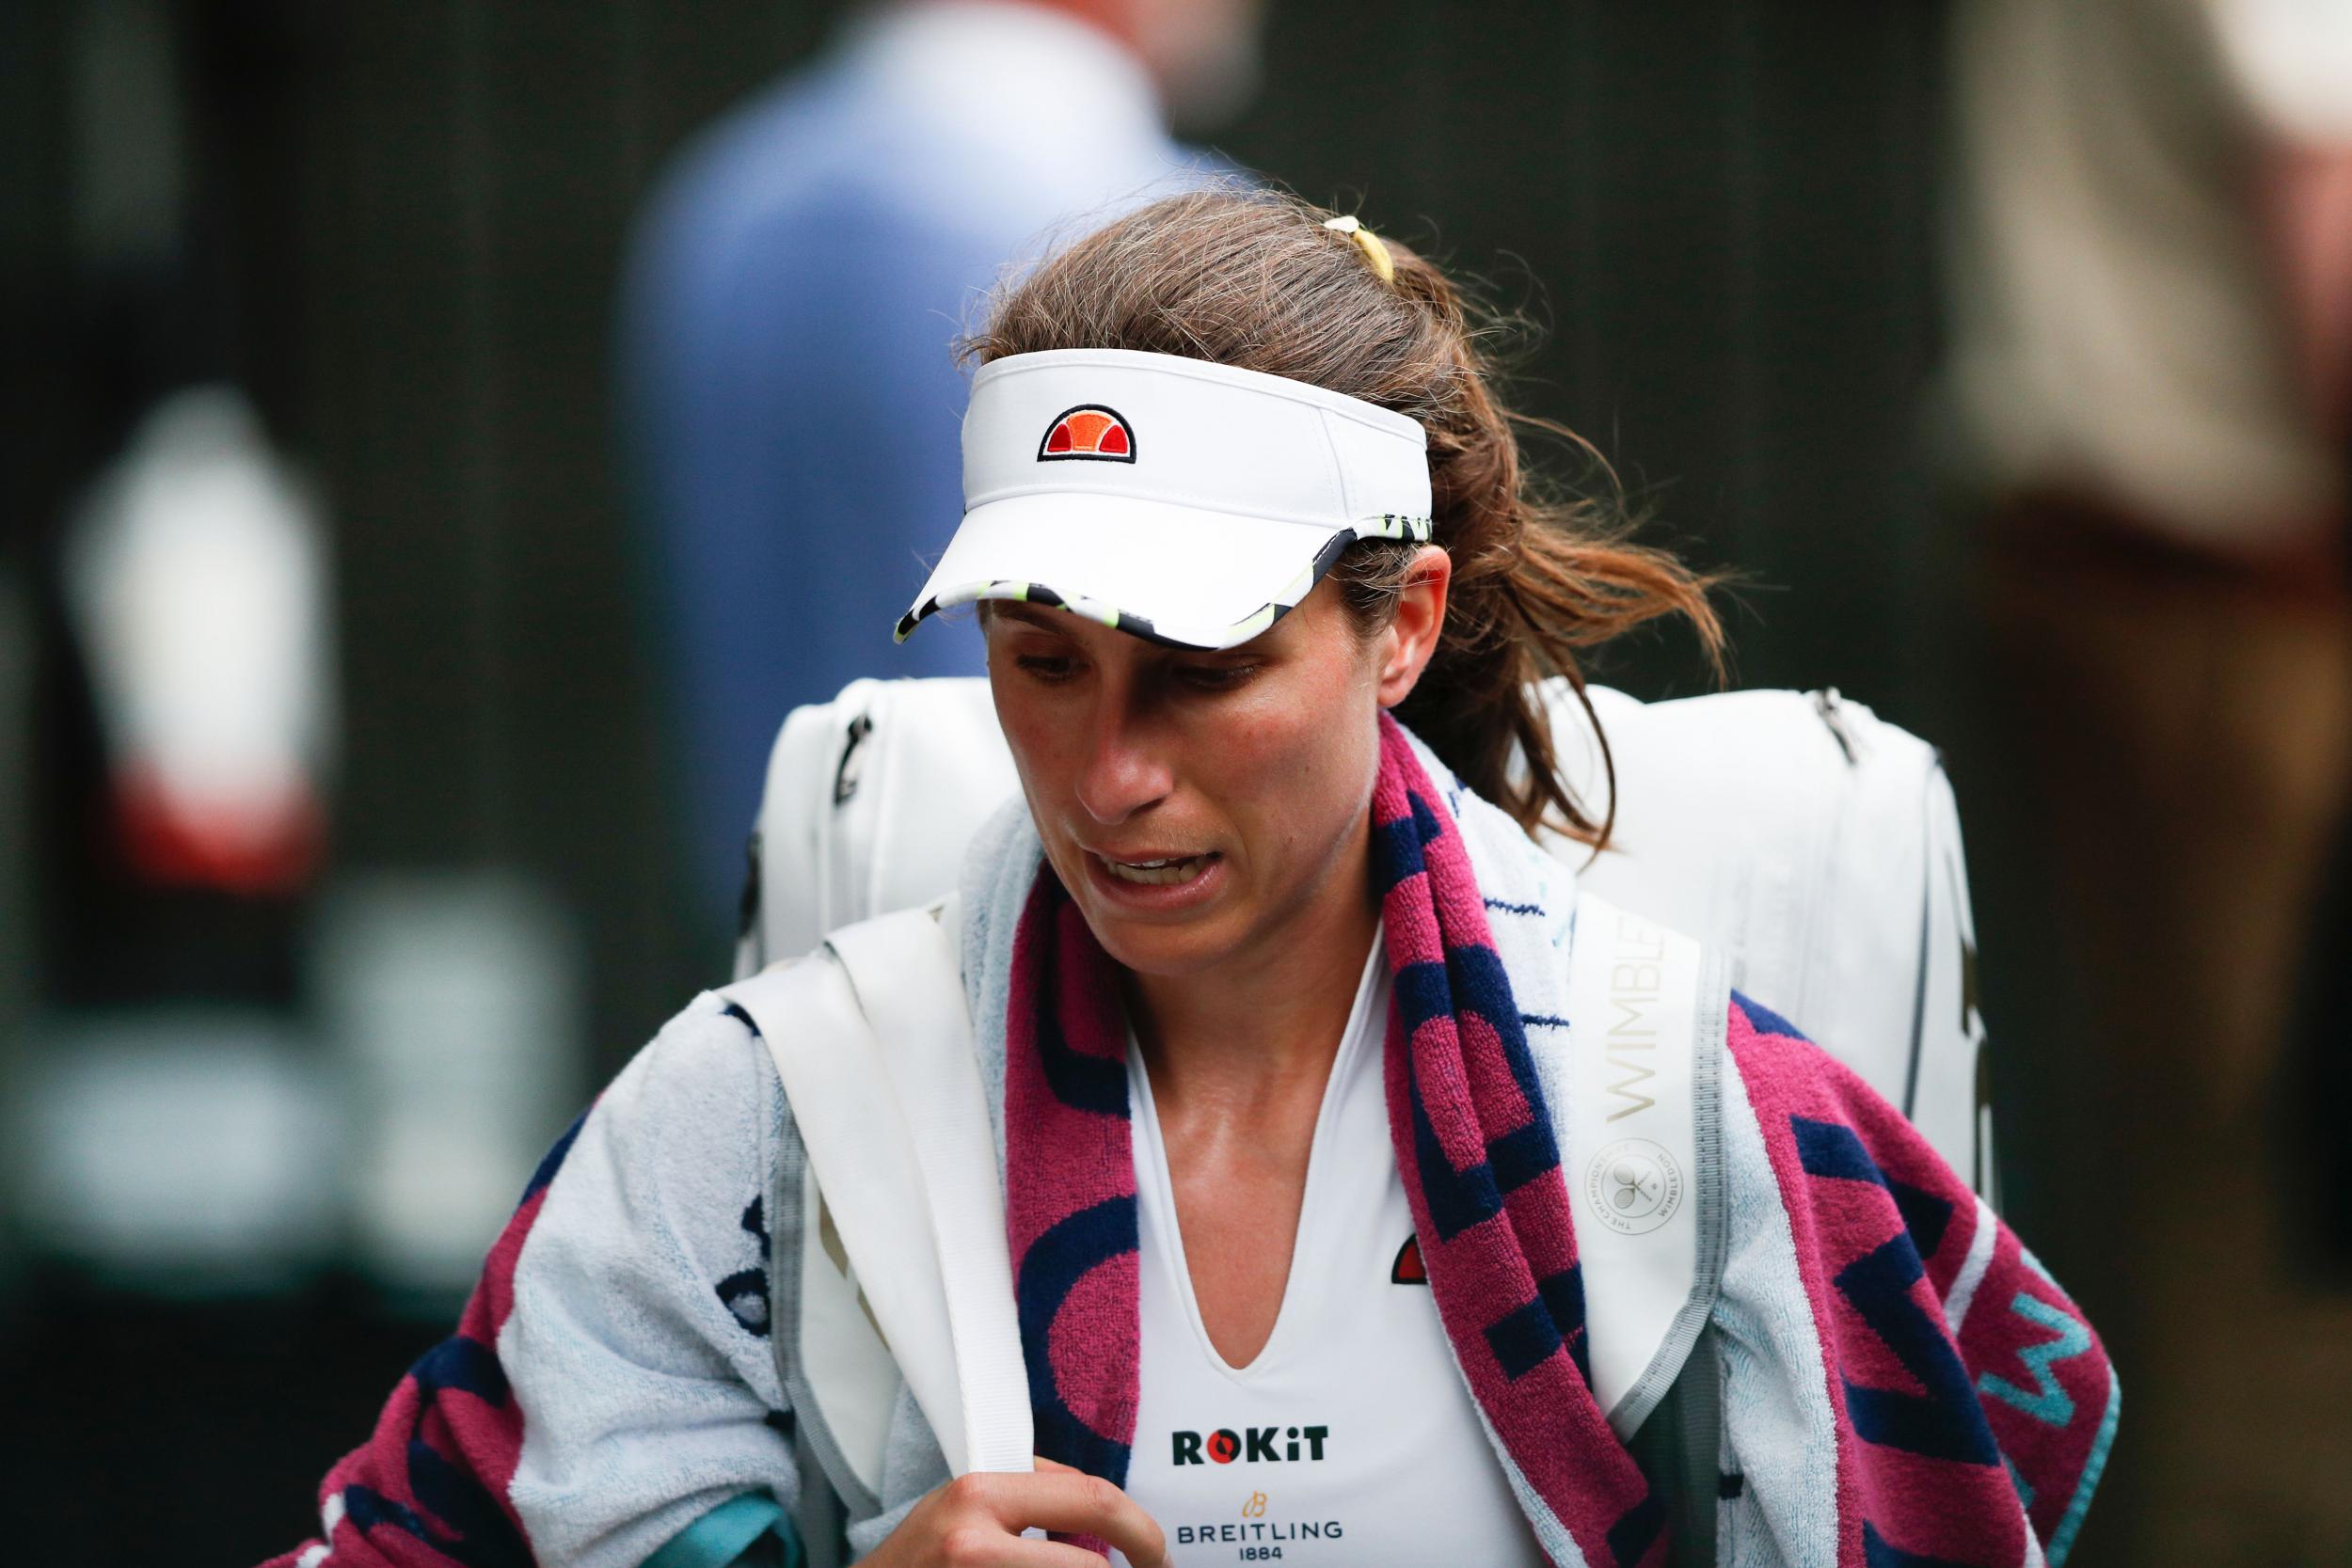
top-left (492, 995), bottom-right (798, 1559)
top-left (531, 992), bottom-right (784, 1307)
top-left (629, 71), bottom-right (836, 258)
top-left (591, 990), bottom-right (779, 1158)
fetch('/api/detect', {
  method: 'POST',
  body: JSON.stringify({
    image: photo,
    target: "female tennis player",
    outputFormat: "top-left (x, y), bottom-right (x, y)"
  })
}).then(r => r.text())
top-left (266, 189), bottom-right (2112, 1568)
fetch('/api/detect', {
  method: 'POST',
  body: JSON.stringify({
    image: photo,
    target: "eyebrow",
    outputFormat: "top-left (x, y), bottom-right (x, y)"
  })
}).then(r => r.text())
top-left (987, 602), bottom-right (1066, 632)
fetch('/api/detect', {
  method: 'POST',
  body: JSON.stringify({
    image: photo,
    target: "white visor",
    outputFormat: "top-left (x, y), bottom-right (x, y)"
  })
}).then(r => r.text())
top-left (897, 348), bottom-right (1433, 650)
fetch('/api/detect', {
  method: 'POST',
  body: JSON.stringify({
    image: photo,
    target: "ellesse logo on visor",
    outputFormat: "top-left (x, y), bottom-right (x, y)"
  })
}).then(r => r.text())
top-left (1038, 404), bottom-right (1136, 463)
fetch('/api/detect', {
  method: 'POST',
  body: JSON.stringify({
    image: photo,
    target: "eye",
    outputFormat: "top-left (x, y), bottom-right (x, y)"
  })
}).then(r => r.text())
top-left (1013, 652), bottom-right (1078, 684)
top-left (1179, 660), bottom-right (1260, 692)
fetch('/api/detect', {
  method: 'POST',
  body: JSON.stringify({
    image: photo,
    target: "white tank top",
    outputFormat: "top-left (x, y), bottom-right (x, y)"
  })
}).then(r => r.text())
top-left (1116, 935), bottom-right (1546, 1568)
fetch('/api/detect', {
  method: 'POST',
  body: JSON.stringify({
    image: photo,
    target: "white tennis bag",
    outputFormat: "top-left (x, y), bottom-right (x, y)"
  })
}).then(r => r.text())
top-left (723, 674), bottom-right (1991, 1563)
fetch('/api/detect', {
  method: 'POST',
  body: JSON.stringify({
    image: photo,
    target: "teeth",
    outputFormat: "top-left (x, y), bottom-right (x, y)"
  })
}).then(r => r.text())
top-left (1103, 854), bottom-right (1210, 886)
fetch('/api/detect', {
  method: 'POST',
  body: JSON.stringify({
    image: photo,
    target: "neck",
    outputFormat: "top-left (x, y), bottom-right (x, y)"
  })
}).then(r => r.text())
top-left (1123, 814), bottom-right (1380, 1110)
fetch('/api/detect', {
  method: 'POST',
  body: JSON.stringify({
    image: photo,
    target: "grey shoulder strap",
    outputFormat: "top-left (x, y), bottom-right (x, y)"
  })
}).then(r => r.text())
top-left (1624, 1332), bottom-right (1724, 1567)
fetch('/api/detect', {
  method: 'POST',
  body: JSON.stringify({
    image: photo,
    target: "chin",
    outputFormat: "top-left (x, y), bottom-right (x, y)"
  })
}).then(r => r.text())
top-left (1086, 915), bottom-right (1236, 980)
top-left (1063, 875), bottom-right (1251, 979)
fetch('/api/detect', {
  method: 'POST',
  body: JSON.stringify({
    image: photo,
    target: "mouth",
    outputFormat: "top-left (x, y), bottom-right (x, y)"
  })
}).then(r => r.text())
top-left (1093, 850), bottom-right (1219, 886)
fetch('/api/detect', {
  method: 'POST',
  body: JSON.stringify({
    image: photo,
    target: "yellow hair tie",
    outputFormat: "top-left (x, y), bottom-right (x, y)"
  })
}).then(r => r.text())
top-left (1323, 214), bottom-right (1396, 286)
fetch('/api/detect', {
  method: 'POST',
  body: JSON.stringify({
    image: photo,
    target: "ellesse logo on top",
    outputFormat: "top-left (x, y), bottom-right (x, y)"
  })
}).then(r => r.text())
top-left (1038, 404), bottom-right (1136, 463)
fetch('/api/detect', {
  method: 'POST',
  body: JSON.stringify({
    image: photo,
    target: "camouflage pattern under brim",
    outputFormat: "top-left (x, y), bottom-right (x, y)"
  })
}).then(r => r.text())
top-left (894, 512), bottom-right (1435, 651)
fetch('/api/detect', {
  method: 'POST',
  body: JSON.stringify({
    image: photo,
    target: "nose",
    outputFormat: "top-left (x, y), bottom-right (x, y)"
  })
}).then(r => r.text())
top-left (1073, 687), bottom-right (1175, 827)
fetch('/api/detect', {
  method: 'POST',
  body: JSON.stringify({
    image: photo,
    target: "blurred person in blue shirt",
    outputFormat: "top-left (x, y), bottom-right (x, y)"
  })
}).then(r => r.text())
top-left (620, 0), bottom-right (1261, 914)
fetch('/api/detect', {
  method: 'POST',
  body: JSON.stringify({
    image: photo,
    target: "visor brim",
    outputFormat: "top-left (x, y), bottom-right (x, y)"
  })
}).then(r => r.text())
top-left (897, 492), bottom-right (1370, 652)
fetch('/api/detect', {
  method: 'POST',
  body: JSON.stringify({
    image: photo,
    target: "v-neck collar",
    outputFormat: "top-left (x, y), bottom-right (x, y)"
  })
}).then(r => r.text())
top-left (1123, 927), bottom-right (1388, 1381)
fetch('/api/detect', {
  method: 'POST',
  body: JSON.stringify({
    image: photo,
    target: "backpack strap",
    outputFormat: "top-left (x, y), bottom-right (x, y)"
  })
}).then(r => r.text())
top-left (723, 899), bottom-right (1032, 1490)
top-left (823, 901), bottom-right (1032, 1475)
top-left (1563, 888), bottom-right (1730, 1437)
top-left (761, 1058), bottom-right (865, 1567)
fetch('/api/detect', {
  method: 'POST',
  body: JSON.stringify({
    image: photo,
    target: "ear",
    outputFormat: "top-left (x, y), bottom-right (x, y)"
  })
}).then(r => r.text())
top-left (1375, 546), bottom-right (1452, 707)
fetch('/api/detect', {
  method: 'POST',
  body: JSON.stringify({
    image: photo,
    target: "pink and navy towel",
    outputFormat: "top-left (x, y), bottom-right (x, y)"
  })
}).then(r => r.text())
top-left (998, 714), bottom-right (2115, 1567)
top-left (265, 1120), bottom-right (579, 1568)
top-left (1724, 999), bottom-right (2120, 1567)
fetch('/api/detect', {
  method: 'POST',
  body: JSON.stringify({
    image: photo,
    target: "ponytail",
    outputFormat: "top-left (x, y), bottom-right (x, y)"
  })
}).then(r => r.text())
top-left (970, 184), bottom-right (1724, 847)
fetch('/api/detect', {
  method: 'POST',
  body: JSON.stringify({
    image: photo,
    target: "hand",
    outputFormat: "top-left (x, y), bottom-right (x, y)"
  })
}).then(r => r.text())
top-left (860, 1457), bottom-right (1169, 1567)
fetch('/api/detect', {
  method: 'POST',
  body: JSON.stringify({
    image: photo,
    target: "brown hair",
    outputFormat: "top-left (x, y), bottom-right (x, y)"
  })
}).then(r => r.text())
top-left (966, 186), bottom-right (1724, 847)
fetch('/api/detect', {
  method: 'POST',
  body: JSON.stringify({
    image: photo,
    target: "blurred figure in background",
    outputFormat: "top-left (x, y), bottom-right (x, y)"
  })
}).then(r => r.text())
top-left (619, 0), bottom-right (1259, 916)
top-left (1946, 0), bottom-right (2352, 1561)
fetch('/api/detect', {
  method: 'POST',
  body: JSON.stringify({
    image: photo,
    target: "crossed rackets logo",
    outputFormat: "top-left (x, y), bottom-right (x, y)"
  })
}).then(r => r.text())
top-left (1583, 1136), bottom-right (1685, 1236)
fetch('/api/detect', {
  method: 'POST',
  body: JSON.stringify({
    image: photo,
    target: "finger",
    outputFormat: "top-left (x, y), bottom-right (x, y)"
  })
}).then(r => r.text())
top-left (1016, 1542), bottom-right (1115, 1568)
top-left (962, 1471), bottom-right (1168, 1567)
top-left (933, 1530), bottom-right (1109, 1568)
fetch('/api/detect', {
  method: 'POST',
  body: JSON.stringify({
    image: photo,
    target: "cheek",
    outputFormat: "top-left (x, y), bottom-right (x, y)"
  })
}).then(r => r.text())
top-left (1216, 670), bottom-right (1380, 862)
top-left (987, 672), bottom-right (1075, 816)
